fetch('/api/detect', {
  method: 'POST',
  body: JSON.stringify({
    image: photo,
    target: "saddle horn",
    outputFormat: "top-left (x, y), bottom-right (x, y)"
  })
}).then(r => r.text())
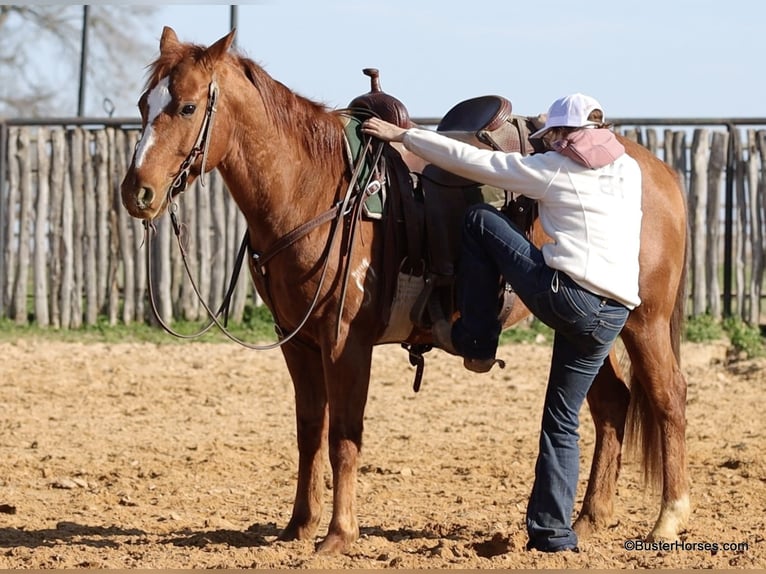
top-left (348, 68), bottom-right (412, 128)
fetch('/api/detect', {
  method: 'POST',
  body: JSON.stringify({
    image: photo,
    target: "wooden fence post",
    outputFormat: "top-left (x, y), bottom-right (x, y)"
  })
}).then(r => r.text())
top-left (196, 170), bottom-right (212, 315)
top-left (733, 130), bottom-right (747, 319)
top-left (115, 129), bottom-right (134, 325)
top-left (758, 130), bottom-right (766, 324)
top-left (49, 128), bottom-right (67, 328)
top-left (34, 128), bottom-right (51, 327)
top-left (690, 129), bottom-right (709, 316)
top-left (645, 129), bottom-right (658, 155)
top-left (706, 130), bottom-right (728, 319)
top-left (3, 128), bottom-right (19, 320)
top-left (747, 130), bottom-right (764, 325)
top-left (69, 128), bottom-right (85, 328)
top-left (178, 179), bottom-right (198, 320)
top-left (210, 174), bottom-right (227, 310)
top-left (14, 128), bottom-right (32, 325)
top-left (105, 127), bottom-right (118, 326)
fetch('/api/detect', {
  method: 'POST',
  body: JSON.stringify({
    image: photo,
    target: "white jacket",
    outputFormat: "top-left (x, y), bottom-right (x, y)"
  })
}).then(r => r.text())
top-left (403, 128), bottom-right (642, 309)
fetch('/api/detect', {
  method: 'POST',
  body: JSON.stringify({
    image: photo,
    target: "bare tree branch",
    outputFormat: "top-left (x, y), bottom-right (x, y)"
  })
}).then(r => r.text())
top-left (0, 5), bottom-right (156, 117)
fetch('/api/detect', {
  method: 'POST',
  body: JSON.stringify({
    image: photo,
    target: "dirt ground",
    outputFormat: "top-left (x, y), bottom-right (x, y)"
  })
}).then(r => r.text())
top-left (0, 335), bottom-right (763, 569)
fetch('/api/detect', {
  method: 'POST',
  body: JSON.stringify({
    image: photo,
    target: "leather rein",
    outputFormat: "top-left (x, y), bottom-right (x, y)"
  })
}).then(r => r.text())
top-left (142, 77), bottom-right (383, 350)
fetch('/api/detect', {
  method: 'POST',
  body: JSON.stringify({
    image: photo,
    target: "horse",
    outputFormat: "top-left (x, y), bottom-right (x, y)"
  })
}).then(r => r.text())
top-left (120, 27), bottom-right (690, 554)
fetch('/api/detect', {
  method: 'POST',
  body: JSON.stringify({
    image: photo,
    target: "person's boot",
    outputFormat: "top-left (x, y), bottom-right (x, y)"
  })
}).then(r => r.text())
top-left (432, 320), bottom-right (506, 373)
top-left (464, 357), bottom-right (506, 373)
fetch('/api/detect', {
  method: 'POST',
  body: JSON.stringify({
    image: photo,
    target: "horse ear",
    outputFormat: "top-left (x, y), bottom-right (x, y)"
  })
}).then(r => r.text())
top-left (205, 29), bottom-right (236, 62)
top-left (160, 26), bottom-right (180, 54)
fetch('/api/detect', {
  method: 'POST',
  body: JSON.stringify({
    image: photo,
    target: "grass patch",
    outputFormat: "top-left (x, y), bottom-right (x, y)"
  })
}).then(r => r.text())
top-left (722, 316), bottom-right (765, 358)
top-left (500, 318), bottom-right (553, 345)
top-left (2, 308), bottom-right (762, 361)
top-left (685, 313), bottom-right (724, 343)
top-left (0, 304), bottom-right (280, 345)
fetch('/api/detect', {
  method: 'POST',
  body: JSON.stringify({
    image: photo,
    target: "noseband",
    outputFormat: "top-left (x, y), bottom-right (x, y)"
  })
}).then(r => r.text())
top-left (169, 78), bottom-right (219, 197)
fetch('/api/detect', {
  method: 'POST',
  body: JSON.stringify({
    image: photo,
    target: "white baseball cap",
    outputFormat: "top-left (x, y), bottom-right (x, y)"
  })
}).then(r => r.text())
top-left (530, 93), bottom-right (604, 139)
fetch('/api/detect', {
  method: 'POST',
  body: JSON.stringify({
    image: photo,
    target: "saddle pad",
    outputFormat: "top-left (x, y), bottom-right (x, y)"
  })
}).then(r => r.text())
top-left (340, 114), bottom-right (384, 218)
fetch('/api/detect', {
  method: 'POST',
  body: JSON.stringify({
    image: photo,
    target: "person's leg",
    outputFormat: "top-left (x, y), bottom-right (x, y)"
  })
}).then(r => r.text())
top-left (525, 332), bottom-right (608, 551)
top-left (525, 287), bottom-right (629, 551)
top-left (452, 204), bottom-right (550, 359)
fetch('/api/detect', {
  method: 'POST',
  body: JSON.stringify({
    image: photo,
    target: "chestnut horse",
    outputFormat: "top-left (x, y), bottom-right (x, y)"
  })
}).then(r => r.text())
top-left (121, 27), bottom-right (690, 554)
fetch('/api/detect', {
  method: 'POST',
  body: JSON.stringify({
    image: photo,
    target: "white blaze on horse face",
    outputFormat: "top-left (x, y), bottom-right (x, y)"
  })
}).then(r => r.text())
top-left (134, 76), bottom-right (171, 168)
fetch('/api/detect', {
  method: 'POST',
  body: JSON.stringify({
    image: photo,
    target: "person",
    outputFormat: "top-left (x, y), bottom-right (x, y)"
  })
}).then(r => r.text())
top-left (362, 93), bottom-right (642, 553)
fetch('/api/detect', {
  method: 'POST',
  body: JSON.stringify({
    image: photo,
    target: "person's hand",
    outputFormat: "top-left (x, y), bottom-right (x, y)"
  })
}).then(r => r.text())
top-left (361, 117), bottom-right (407, 143)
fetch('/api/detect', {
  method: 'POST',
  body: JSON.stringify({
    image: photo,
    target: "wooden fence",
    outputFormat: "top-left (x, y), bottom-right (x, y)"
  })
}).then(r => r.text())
top-left (0, 117), bottom-right (764, 329)
top-left (0, 119), bottom-right (254, 328)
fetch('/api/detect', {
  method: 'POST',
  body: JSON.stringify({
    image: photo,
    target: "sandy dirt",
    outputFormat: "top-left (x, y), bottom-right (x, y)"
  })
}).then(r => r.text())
top-left (0, 336), bottom-right (763, 569)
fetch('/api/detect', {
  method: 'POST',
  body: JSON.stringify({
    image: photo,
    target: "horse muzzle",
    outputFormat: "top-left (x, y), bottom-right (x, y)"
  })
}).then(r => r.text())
top-left (121, 174), bottom-right (164, 220)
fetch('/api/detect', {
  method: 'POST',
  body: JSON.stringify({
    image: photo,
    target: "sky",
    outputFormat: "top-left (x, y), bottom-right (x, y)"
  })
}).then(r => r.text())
top-left (116, 0), bottom-right (766, 124)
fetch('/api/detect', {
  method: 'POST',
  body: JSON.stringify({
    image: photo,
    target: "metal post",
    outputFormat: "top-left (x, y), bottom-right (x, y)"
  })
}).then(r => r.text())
top-left (77, 5), bottom-right (90, 117)
top-left (230, 5), bottom-right (238, 35)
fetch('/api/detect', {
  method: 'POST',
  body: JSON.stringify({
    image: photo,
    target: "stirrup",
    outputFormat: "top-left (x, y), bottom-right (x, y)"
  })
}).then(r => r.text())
top-left (464, 357), bottom-right (506, 374)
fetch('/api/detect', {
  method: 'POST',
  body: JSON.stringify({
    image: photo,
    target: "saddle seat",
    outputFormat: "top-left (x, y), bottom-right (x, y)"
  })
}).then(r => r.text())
top-left (438, 94), bottom-right (512, 133)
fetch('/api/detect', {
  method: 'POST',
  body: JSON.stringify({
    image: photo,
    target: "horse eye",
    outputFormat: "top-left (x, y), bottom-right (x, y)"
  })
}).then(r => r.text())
top-left (180, 104), bottom-right (196, 117)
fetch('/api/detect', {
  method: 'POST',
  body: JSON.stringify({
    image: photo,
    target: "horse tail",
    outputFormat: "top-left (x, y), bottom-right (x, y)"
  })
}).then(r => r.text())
top-left (625, 206), bottom-right (689, 490)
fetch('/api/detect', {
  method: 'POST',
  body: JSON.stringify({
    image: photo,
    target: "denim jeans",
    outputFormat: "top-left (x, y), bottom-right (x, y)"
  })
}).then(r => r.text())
top-left (453, 203), bottom-right (629, 552)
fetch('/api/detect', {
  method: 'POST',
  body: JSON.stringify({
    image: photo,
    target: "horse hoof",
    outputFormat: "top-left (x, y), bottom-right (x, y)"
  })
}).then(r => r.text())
top-left (279, 519), bottom-right (319, 542)
top-left (573, 513), bottom-right (618, 540)
top-left (573, 516), bottom-right (598, 540)
top-left (647, 495), bottom-right (691, 542)
top-left (315, 532), bottom-right (355, 555)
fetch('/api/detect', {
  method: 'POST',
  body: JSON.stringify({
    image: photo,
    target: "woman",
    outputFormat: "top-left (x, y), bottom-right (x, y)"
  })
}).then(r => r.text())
top-left (362, 93), bottom-right (642, 552)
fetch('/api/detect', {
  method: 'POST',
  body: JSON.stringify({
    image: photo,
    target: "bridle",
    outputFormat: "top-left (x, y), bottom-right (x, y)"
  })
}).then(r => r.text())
top-left (168, 77), bottom-right (220, 197)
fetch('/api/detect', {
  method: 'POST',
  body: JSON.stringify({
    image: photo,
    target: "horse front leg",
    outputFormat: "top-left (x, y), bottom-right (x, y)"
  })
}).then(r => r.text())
top-left (622, 324), bottom-right (691, 542)
top-left (279, 340), bottom-right (328, 542)
top-left (575, 349), bottom-right (631, 539)
top-left (315, 337), bottom-right (373, 554)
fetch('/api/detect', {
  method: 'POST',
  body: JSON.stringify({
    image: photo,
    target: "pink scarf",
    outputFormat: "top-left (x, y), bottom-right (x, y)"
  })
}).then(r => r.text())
top-left (551, 128), bottom-right (625, 169)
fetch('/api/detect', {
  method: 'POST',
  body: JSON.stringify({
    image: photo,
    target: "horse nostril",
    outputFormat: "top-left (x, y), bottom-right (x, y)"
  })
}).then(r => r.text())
top-left (136, 186), bottom-right (154, 209)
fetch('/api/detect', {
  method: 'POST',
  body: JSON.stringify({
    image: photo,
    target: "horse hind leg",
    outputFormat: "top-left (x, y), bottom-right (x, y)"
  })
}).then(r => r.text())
top-left (623, 326), bottom-right (691, 542)
top-left (574, 349), bottom-right (631, 539)
top-left (278, 340), bottom-right (329, 542)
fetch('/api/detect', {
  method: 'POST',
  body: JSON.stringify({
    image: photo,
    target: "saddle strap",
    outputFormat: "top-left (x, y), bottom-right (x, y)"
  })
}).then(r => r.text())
top-left (251, 203), bottom-right (342, 274)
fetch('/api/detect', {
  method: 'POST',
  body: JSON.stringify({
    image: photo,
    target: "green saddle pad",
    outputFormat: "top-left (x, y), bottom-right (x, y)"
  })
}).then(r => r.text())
top-left (342, 114), bottom-right (384, 217)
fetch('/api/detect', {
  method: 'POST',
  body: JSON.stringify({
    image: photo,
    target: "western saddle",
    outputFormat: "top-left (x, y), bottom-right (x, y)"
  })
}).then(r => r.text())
top-left (346, 69), bottom-right (545, 388)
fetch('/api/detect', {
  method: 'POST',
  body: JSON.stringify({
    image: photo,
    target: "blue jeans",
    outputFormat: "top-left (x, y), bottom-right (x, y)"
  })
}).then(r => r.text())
top-left (453, 204), bottom-right (629, 552)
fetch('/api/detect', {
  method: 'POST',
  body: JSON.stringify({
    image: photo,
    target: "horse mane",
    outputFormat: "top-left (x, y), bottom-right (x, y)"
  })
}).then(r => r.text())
top-left (143, 43), bottom-right (346, 163)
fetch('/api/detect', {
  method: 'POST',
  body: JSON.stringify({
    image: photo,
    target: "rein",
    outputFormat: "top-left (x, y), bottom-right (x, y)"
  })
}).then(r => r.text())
top-left (142, 205), bottom-right (340, 351)
top-left (144, 79), bottom-right (384, 350)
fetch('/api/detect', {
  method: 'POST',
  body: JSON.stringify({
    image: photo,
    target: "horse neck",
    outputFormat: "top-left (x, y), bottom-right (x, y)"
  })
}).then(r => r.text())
top-left (215, 90), bottom-right (347, 250)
